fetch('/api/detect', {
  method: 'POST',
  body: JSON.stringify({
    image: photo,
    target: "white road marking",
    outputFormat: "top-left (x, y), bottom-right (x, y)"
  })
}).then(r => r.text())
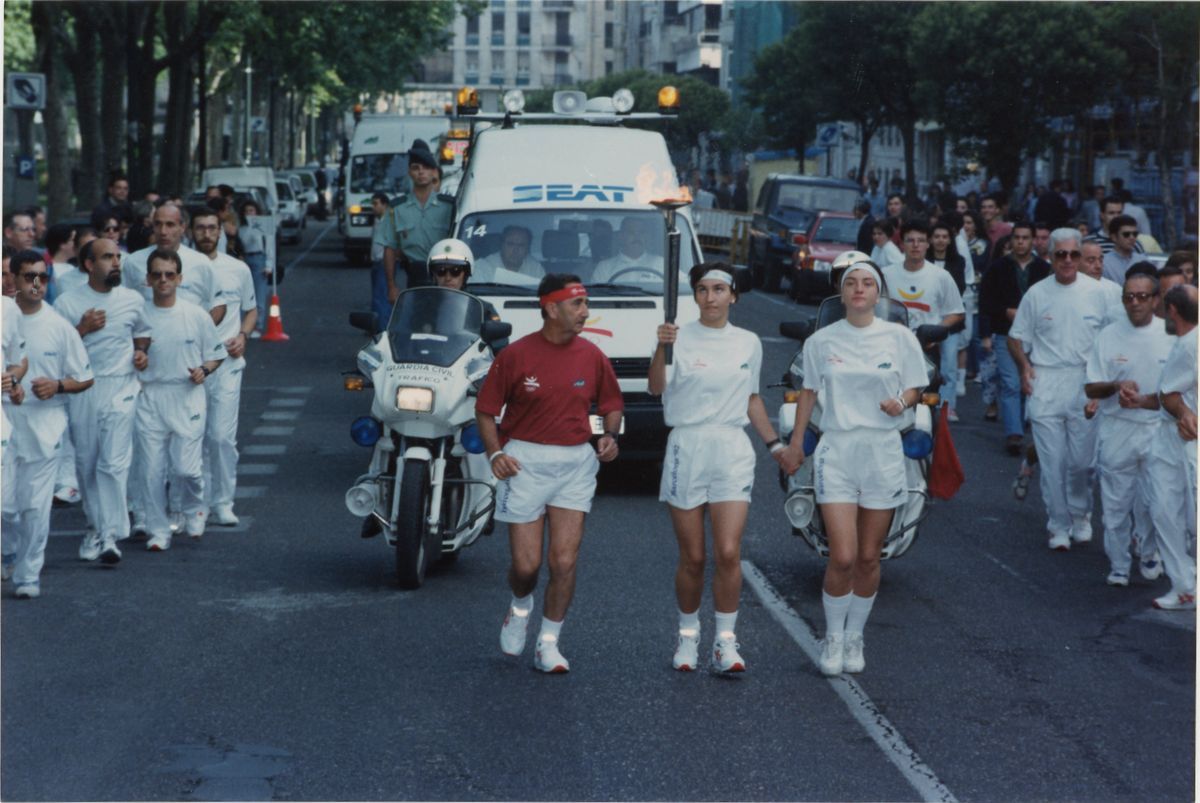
top-left (268, 398), bottom-right (306, 407)
top-left (261, 411), bottom-right (299, 421)
top-left (1132, 608), bottom-right (1196, 633)
top-left (237, 463), bottom-right (278, 475)
top-left (742, 560), bottom-right (957, 803)
top-left (978, 549), bottom-right (1043, 594)
top-left (252, 426), bottom-right (295, 437)
top-left (760, 335), bottom-right (790, 344)
top-left (243, 445), bottom-right (287, 456)
top-left (235, 486), bottom-right (267, 499)
top-left (275, 386), bottom-right (312, 394)
top-left (282, 222), bottom-right (334, 273)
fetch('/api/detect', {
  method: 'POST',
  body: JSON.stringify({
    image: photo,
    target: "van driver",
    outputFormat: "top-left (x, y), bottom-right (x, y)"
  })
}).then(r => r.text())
top-left (592, 217), bottom-right (659, 283)
top-left (475, 226), bottom-right (543, 283)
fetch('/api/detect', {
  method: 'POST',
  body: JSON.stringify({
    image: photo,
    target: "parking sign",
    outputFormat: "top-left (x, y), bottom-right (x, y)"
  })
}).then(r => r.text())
top-left (6, 73), bottom-right (46, 110)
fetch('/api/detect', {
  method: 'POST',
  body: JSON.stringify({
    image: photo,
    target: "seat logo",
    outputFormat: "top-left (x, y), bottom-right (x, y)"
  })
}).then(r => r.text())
top-left (513, 184), bottom-right (635, 204)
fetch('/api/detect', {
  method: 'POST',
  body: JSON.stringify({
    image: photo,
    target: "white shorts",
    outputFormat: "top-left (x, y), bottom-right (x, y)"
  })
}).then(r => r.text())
top-left (494, 439), bottom-right (600, 524)
top-left (659, 426), bottom-right (754, 509)
top-left (814, 429), bottom-right (906, 509)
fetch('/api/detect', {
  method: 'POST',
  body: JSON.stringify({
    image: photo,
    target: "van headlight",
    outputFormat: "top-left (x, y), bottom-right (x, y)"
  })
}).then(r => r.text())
top-left (395, 386), bottom-right (434, 412)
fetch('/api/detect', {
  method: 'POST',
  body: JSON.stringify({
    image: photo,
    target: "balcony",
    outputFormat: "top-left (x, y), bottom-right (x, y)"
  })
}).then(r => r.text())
top-left (491, 32), bottom-right (505, 45)
top-left (465, 34), bottom-right (479, 46)
top-left (490, 73), bottom-right (506, 86)
top-left (542, 0), bottom-right (573, 9)
top-left (464, 71), bottom-right (480, 83)
top-left (517, 33), bottom-right (530, 46)
top-left (542, 33), bottom-right (573, 48)
top-left (515, 75), bottom-right (531, 86)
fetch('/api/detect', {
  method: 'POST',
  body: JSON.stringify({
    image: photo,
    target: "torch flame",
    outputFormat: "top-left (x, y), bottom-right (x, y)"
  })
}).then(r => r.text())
top-left (634, 163), bottom-right (689, 205)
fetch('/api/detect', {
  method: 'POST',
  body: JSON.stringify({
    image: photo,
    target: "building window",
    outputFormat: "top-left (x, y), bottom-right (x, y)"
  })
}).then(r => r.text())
top-left (704, 3), bottom-right (720, 30)
top-left (517, 11), bottom-right (530, 45)
top-left (491, 50), bottom-right (505, 74)
top-left (465, 14), bottom-right (479, 46)
top-left (605, 60), bottom-right (613, 75)
top-left (466, 50), bottom-right (480, 74)
top-left (517, 52), bottom-right (530, 74)
top-left (604, 22), bottom-right (613, 49)
top-left (491, 10), bottom-right (505, 45)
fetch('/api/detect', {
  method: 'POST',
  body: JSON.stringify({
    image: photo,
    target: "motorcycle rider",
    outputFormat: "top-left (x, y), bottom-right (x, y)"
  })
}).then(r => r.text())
top-left (426, 239), bottom-right (507, 352)
top-left (779, 256), bottom-right (928, 676)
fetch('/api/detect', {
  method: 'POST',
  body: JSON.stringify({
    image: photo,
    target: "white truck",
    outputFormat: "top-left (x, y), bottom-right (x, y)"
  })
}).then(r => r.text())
top-left (449, 89), bottom-right (717, 459)
top-left (200, 165), bottom-right (280, 273)
top-left (340, 115), bottom-right (451, 265)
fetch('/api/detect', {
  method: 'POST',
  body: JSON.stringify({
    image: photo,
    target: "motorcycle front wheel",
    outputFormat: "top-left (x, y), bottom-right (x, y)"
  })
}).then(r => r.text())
top-left (395, 460), bottom-right (433, 589)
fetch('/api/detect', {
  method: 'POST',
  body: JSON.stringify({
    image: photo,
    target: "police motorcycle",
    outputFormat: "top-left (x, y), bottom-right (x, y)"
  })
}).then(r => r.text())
top-left (775, 252), bottom-right (950, 560)
top-left (344, 241), bottom-right (511, 589)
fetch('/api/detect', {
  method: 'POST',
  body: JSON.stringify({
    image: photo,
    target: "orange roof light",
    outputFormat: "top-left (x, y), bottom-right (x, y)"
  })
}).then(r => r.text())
top-left (456, 86), bottom-right (480, 116)
top-left (657, 85), bottom-right (680, 114)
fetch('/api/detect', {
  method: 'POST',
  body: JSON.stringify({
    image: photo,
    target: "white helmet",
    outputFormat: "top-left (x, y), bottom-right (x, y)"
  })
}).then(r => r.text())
top-left (830, 249), bottom-right (877, 289)
top-left (427, 238), bottom-right (474, 275)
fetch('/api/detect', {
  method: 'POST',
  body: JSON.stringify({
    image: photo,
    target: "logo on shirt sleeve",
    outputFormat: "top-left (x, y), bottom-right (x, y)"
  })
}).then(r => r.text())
top-left (523, 375), bottom-right (540, 392)
top-left (573, 379), bottom-right (585, 387)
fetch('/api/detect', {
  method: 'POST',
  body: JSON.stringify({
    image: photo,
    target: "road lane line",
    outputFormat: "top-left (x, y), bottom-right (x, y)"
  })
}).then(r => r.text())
top-left (268, 398), bottom-right (306, 407)
top-left (261, 411), bottom-right (299, 421)
top-left (235, 486), bottom-right (267, 499)
top-left (237, 464), bottom-right (278, 475)
top-left (252, 426), bottom-right (295, 437)
top-left (283, 222), bottom-right (334, 272)
top-left (742, 560), bottom-right (957, 803)
top-left (275, 385), bottom-right (313, 394)
top-left (243, 445), bottom-right (287, 456)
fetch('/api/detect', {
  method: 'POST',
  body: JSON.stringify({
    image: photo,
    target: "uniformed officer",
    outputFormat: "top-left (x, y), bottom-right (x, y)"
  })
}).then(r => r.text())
top-left (380, 139), bottom-right (453, 299)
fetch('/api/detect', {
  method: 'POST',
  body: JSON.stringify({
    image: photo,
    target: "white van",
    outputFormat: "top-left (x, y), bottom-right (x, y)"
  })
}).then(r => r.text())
top-left (451, 91), bottom-right (706, 459)
top-left (340, 116), bottom-right (450, 264)
top-left (199, 165), bottom-right (280, 272)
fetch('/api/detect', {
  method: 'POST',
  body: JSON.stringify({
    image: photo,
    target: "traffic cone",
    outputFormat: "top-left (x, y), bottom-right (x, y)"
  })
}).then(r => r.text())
top-left (261, 294), bottom-right (290, 342)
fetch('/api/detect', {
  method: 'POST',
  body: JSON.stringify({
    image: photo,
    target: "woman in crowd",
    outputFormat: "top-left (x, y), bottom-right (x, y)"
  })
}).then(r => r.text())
top-left (870, 219), bottom-right (903, 269)
top-left (929, 221), bottom-right (969, 421)
top-left (238, 199), bottom-right (269, 337)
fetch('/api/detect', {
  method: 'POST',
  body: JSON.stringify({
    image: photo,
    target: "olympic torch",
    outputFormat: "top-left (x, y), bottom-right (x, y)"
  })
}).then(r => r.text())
top-left (651, 197), bottom-right (690, 364)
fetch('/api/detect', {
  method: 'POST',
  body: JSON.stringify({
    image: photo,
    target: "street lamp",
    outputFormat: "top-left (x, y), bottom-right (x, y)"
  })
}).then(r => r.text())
top-left (244, 56), bottom-right (253, 165)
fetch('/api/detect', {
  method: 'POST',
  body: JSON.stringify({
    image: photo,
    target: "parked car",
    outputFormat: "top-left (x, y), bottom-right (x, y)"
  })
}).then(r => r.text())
top-left (281, 169), bottom-right (319, 217)
top-left (275, 179), bottom-right (303, 244)
top-left (789, 211), bottom-right (860, 301)
top-left (748, 174), bottom-right (861, 293)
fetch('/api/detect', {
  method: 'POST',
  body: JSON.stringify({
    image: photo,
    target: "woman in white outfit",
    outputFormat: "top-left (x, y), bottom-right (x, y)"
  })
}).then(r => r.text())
top-left (650, 263), bottom-right (789, 673)
top-left (780, 258), bottom-right (928, 675)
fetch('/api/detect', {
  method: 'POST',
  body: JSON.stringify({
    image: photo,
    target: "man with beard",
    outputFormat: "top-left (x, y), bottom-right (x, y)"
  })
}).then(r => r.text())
top-left (53, 239), bottom-right (151, 563)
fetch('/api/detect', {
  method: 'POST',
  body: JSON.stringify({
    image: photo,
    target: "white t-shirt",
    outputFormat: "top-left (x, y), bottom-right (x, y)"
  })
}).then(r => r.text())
top-left (1160, 328), bottom-right (1197, 415)
top-left (54, 263), bottom-right (89, 298)
top-left (881, 261), bottom-right (965, 330)
top-left (475, 254), bottom-right (545, 282)
top-left (592, 251), bottom-right (660, 283)
top-left (870, 241), bottom-right (902, 270)
top-left (52, 284), bottom-right (150, 378)
top-left (122, 244), bottom-right (224, 312)
top-left (662, 320), bottom-right (762, 428)
top-left (12, 304), bottom-right (93, 459)
top-left (1086, 317), bottom-right (1173, 423)
top-left (1097, 277), bottom-right (1124, 325)
top-left (1010, 274), bottom-right (1107, 369)
top-left (207, 252), bottom-right (257, 370)
top-left (139, 299), bottom-right (227, 386)
top-left (801, 317), bottom-right (928, 432)
top-left (2, 296), bottom-right (25, 446)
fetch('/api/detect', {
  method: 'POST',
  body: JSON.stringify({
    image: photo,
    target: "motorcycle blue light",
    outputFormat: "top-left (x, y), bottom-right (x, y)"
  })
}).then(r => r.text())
top-left (901, 429), bottom-right (933, 460)
top-left (460, 423), bottom-right (486, 454)
top-left (803, 427), bottom-right (819, 456)
top-left (350, 416), bottom-right (381, 447)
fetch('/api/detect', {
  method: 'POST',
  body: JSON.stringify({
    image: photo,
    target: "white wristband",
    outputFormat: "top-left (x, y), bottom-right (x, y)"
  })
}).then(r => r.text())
top-left (768, 441), bottom-right (785, 454)
top-left (895, 393), bottom-right (907, 409)
top-left (489, 450), bottom-right (506, 464)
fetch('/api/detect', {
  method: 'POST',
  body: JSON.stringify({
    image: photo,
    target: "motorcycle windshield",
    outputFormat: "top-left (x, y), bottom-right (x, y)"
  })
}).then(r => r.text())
top-left (815, 297), bottom-right (909, 329)
top-left (387, 287), bottom-right (485, 367)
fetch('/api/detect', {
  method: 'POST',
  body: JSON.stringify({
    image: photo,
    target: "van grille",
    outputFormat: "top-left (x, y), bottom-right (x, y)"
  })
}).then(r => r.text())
top-left (609, 357), bottom-right (651, 379)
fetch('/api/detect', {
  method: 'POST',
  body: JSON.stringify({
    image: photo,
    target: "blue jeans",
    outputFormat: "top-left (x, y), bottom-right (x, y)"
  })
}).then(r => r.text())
top-left (939, 338), bottom-right (959, 410)
top-left (245, 253), bottom-right (268, 332)
top-left (992, 334), bottom-right (1025, 436)
top-left (370, 260), bottom-right (393, 333)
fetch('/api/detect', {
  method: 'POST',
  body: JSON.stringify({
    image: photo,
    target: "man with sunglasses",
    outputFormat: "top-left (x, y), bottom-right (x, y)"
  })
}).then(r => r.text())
top-left (1, 259), bottom-right (28, 582)
top-left (136, 249), bottom-right (226, 551)
top-left (1085, 272), bottom-right (1173, 586)
top-left (1008, 229), bottom-right (1108, 551)
top-left (426, 239), bottom-right (506, 351)
top-left (121, 203), bottom-right (225, 327)
top-left (1102, 215), bottom-right (1141, 284)
top-left (3, 250), bottom-right (94, 598)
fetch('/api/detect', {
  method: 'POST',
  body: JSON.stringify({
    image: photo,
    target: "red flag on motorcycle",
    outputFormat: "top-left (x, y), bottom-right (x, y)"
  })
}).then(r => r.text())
top-left (928, 402), bottom-right (964, 500)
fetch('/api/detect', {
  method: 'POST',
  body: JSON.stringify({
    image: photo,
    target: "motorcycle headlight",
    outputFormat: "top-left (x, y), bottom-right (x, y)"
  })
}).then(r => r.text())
top-left (395, 386), bottom-right (434, 412)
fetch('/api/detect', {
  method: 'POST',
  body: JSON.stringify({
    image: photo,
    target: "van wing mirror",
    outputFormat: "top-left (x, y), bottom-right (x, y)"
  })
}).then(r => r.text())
top-left (349, 311), bottom-right (379, 335)
top-left (779, 319), bottom-right (814, 342)
top-left (733, 266), bottom-right (754, 295)
top-left (481, 320), bottom-right (512, 345)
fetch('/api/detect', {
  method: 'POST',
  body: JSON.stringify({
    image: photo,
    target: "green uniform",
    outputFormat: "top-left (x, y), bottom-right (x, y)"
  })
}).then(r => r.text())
top-left (379, 191), bottom-right (454, 285)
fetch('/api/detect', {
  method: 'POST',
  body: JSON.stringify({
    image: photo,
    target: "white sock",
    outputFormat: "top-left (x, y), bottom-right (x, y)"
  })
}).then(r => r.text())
top-left (845, 593), bottom-right (877, 636)
top-left (822, 591), bottom-right (852, 637)
top-left (538, 616), bottom-right (562, 643)
top-left (510, 593), bottom-right (533, 615)
top-left (714, 609), bottom-right (738, 640)
top-left (678, 607), bottom-right (700, 635)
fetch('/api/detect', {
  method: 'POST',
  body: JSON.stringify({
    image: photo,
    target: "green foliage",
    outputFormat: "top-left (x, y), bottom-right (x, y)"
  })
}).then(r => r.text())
top-left (4, 0), bottom-right (36, 73)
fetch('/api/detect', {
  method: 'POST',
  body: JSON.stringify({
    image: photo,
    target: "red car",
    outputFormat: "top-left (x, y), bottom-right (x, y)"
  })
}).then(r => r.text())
top-left (789, 211), bottom-right (861, 301)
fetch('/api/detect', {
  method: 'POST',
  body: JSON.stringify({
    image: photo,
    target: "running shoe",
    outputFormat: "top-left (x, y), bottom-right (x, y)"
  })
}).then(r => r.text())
top-left (210, 504), bottom-right (239, 526)
top-left (1070, 514), bottom-right (1093, 544)
top-left (130, 516), bottom-right (148, 540)
top-left (147, 534), bottom-right (171, 552)
top-left (947, 409), bottom-right (960, 423)
top-left (185, 511), bottom-right (206, 539)
top-left (1012, 461), bottom-right (1032, 501)
top-left (500, 605), bottom-right (532, 656)
top-left (99, 538), bottom-right (122, 565)
top-left (1047, 530), bottom-right (1071, 551)
top-left (14, 583), bottom-right (40, 599)
top-left (53, 486), bottom-right (80, 505)
top-left (843, 633), bottom-right (866, 673)
top-left (819, 632), bottom-right (845, 676)
top-left (79, 529), bottom-right (103, 562)
top-left (168, 512), bottom-right (184, 534)
top-left (1139, 553), bottom-right (1164, 581)
top-left (533, 635), bottom-right (570, 673)
top-left (1153, 590), bottom-right (1196, 611)
top-left (672, 628), bottom-right (701, 672)
top-left (1106, 570), bottom-right (1130, 587)
top-left (1005, 435), bottom-right (1023, 455)
top-left (710, 633), bottom-right (745, 674)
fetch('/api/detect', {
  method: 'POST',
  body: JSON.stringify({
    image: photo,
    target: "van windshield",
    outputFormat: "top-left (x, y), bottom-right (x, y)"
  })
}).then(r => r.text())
top-left (776, 183), bottom-right (859, 213)
top-left (456, 209), bottom-right (697, 297)
top-left (350, 153), bottom-right (413, 195)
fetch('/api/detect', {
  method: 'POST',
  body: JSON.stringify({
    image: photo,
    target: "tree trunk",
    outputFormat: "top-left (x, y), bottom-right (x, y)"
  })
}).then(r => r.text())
top-left (856, 118), bottom-right (878, 190)
top-left (97, 6), bottom-right (128, 177)
top-left (66, 7), bottom-right (102, 209)
top-left (901, 117), bottom-right (917, 206)
top-left (31, 3), bottom-right (73, 220)
top-left (1150, 24), bottom-right (1178, 248)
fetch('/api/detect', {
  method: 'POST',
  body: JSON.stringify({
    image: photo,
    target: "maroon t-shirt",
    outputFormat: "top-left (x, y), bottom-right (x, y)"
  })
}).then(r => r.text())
top-left (476, 331), bottom-right (624, 447)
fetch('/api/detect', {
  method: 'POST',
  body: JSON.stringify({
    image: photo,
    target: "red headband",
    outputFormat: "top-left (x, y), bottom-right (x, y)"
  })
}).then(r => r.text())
top-left (540, 284), bottom-right (588, 306)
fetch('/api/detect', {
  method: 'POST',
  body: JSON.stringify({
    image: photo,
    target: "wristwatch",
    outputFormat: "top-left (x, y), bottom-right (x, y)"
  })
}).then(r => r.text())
top-left (201, 365), bottom-right (213, 377)
top-left (604, 430), bottom-right (620, 445)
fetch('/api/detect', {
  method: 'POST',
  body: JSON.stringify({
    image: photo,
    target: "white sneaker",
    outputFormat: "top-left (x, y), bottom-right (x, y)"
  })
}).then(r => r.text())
top-left (53, 486), bottom-right (80, 504)
top-left (100, 538), bottom-right (122, 565)
top-left (79, 529), bottom-right (103, 561)
top-left (168, 512), bottom-right (184, 533)
top-left (820, 632), bottom-right (845, 676)
top-left (1153, 590), bottom-right (1196, 611)
top-left (14, 583), bottom-right (40, 599)
top-left (1070, 514), bottom-right (1093, 544)
top-left (710, 633), bottom-right (745, 673)
top-left (185, 511), bottom-right (206, 539)
top-left (130, 516), bottom-right (148, 539)
top-left (672, 629), bottom-right (701, 672)
top-left (947, 409), bottom-right (960, 423)
top-left (147, 533), bottom-right (172, 552)
top-left (499, 605), bottom-right (531, 656)
top-left (956, 369), bottom-right (967, 397)
top-left (1048, 530), bottom-right (1071, 551)
top-left (843, 633), bottom-right (866, 673)
top-left (1106, 570), bottom-right (1130, 587)
top-left (210, 504), bottom-right (239, 526)
top-left (533, 635), bottom-right (570, 673)
top-left (1139, 553), bottom-right (1164, 581)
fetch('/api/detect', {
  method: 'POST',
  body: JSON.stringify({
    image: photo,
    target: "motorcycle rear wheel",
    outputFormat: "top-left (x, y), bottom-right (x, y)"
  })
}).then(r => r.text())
top-left (395, 461), bottom-right (433, 589)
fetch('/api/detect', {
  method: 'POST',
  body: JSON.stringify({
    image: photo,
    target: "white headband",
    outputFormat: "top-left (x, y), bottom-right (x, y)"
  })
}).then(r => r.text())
top-left (699, 269), bottom-right (735, 286)
top-left (843, 262), bottom-right (882, 291)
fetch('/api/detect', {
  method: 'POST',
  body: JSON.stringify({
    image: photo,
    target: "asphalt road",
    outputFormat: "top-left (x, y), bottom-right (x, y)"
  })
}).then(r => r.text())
top-left (2, 219), bottom-right (1193, 802)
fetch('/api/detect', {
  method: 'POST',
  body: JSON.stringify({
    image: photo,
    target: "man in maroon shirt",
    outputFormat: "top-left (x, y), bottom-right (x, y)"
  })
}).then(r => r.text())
top-left (475, 273), bottom-right (623, 673)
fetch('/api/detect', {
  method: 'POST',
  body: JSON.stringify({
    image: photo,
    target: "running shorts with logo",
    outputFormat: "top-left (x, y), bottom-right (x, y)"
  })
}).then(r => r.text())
top-left (814, 429), bottom-right (906, 509)
top-left (494, 439), bottom-right (599, 523)
top-left (659, 425), bottom-right (754, 509)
